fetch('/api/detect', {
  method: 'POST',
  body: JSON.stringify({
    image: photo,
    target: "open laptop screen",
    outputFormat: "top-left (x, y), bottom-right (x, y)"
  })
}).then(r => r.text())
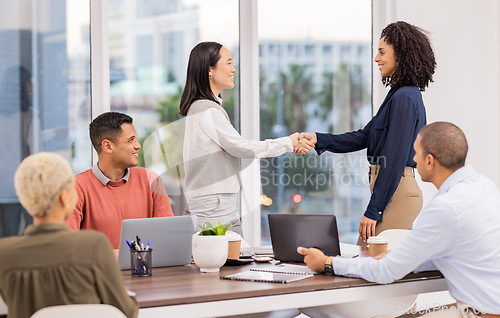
top-left (117, 215), bottom-right (196, 270)
top-left (268, 214), bottom-right (341, 263)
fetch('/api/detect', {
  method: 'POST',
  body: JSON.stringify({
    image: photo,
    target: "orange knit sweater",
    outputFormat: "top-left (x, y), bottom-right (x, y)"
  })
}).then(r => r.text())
top-left (65, 167), bottom-right (173, 248)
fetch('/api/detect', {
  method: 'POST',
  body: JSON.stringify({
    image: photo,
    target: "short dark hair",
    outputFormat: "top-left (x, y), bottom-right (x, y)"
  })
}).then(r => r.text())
top-left (179, 41), bottom-right (223, 116)
top-left (380, 21), bottom-right (437, 91)
top-left (89, 112), bottom-right (133, 153)
top-left (418, 122), bottom-right (468, 170)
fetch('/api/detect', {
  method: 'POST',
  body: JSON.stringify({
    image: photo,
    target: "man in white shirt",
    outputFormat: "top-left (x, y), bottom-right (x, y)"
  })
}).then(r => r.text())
top-left (298, 122), bottom-right (500, 317)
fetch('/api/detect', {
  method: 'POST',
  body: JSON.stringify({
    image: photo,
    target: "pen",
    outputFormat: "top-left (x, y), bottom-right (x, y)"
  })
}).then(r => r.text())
top-left (146, 240), bottom-right (151, 250)
top-left (136, 235), bottom-right (141, 248)
top-left (134, 242), bottom-right (141, 252)
top-left (126, 240), bottom-right (133, 250)
top-left (141, 242), bottom-right (145, 251)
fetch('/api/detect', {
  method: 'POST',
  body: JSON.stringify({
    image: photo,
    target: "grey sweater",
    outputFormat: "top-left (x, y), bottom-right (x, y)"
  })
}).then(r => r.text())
top-left (183, 99), bottom-right (292, 197)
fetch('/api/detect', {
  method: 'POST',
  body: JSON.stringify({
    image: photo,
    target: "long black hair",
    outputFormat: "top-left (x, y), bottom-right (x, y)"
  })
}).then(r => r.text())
top-left (179, 42), bottom-right (223, 116)
top-left (380, 21), bottom-right (436, 91)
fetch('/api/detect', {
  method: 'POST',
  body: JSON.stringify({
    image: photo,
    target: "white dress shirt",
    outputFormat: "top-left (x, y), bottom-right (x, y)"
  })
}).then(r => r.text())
top-left (332, 165), bottom-right (500, 314)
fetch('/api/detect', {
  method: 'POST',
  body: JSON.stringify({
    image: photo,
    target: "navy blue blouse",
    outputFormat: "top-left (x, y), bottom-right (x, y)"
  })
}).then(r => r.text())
top-left (315, 86), bottom-right (426, 221)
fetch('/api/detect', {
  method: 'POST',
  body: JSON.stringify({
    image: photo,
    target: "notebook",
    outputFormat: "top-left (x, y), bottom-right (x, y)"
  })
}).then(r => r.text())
top-left (117, 215), bottom-right (196, 270)
top-left (220, 271), bottom-right (313, 284)
top-left (250, 263), bottom-right (318, 275)
top-left (268, 214), bottom-right (341, 263)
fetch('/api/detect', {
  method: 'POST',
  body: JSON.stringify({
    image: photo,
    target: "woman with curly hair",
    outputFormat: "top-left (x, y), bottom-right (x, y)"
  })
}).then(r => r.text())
top-left (299, 21), bottom-right (436, 246)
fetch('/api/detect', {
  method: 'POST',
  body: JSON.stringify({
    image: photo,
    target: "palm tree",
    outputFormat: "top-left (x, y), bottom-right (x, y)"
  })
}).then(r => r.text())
top-left (282, 64), bottom-right (314, 132)
top-left (318, 63), bottom-right (370, 134)
top-left (261, 64), bottom-right (315, 137)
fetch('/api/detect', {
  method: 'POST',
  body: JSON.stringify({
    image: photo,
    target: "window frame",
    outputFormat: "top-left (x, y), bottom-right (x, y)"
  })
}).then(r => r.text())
top-left (90, 0), bottom-right (374, 247)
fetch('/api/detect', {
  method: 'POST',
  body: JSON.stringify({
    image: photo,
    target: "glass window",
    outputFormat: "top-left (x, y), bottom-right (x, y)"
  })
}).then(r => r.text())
top-left (305, 45), bottom-right (315, 56)
top-left (136, 0), bottom-right (178, 18)
top-left (108, 0), bottom-right (239, 215)
top-left (357, 45), bottom-right (364, 58)
top-left (0, 0), bottom-right (92, 237)
top-left (162, 31), bottom-right (184, 83)
top-left (341, 45), bottom-right (351, 61)
top-left (258, 0), bottom-right (372, 245)
top-left (136, 35), bottom-right (153, 67)
top-left (323, 45), bottom-right (333, 56)
top-left (269, 44), bottom-right (281, 56)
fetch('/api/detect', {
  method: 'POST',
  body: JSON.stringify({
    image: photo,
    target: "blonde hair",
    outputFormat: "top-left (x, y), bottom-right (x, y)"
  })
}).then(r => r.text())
top-left (14, 152), bottom-right (74, 218)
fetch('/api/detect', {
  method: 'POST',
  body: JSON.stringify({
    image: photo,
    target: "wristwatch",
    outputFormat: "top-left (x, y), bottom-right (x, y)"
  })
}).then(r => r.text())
top-left (323, 257), bottom-right (334, 276)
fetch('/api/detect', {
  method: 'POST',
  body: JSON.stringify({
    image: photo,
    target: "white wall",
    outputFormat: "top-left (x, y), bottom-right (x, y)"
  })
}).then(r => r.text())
top-left (373, 0), bottom-right (500, 206)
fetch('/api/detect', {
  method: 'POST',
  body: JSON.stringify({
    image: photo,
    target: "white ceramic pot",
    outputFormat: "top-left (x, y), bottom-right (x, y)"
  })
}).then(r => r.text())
top-left (192, 233), bottom-right (228, 273)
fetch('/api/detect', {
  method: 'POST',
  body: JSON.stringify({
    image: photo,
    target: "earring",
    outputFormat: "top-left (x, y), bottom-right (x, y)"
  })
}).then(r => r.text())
top-left (209, 75), bottom-right (212, 79)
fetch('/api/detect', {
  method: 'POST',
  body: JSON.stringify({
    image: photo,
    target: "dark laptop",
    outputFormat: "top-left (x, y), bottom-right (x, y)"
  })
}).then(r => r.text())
top-left (268, 214), bottom-right (341, 263)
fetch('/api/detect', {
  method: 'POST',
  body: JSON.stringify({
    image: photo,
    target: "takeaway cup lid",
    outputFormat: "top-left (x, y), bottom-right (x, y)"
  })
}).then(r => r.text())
top-left (367, 236), bottom-right (389, 244)
top-left (225, 230), bottom-right (242, 242)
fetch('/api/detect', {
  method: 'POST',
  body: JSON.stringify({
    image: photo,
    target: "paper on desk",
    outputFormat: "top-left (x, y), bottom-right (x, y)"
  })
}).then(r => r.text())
top-left (340, 243), bottom-right (361, 258)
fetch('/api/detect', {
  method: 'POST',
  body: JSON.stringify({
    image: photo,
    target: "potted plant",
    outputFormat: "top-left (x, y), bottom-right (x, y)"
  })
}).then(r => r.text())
top-left (192, 221), bottom-right (230, 273)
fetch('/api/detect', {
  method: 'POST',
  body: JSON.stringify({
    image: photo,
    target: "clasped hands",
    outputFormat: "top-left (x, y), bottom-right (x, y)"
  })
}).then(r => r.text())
top-left (289, 132), bottom-right (317, 155)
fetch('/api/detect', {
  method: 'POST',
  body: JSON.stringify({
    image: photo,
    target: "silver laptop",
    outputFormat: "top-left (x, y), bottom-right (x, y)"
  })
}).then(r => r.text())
top-left (268, 214), bottom-right (341, 263)
top-left (118, 215), bottom-right (196, 270)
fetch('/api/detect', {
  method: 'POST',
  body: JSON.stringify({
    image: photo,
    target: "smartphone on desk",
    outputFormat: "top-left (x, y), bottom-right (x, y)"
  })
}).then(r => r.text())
top-left (252, 256), bottom-right (273, 263)
top-left (239, 250), bottom-right (254, 259)
top-left (254, 250), bottom-right (274, 257)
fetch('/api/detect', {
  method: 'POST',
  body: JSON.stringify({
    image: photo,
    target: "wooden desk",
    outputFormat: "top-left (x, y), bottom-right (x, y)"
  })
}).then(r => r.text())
top-left (125, 261), bottom-right (446, 318)
top-left (0, 246), bottom-right (447, 318)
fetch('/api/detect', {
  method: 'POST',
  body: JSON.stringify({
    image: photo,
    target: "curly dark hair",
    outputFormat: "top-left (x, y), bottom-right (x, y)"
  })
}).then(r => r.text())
top-left (380, 21), bottom-right (436, 91)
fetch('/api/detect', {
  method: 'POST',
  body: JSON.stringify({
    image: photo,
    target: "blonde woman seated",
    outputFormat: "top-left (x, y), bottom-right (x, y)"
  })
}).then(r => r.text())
top-left (0, 153), bottom-right (138, 318)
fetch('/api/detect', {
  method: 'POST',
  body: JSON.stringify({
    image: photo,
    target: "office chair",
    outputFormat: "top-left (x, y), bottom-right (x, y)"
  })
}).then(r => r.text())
top-left (378, 229), bottom-right (411, 250)
top-left (30, 304), bottom-right (127, 318)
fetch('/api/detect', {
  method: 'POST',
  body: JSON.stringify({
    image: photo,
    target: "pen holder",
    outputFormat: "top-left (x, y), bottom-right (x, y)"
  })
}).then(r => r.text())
top-left (130, 249), bottom-right (152, 277)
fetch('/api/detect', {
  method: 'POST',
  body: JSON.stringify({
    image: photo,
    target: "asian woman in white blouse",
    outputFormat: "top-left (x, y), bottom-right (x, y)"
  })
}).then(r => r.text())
top-left (179, 42), bottom-right (312, 236)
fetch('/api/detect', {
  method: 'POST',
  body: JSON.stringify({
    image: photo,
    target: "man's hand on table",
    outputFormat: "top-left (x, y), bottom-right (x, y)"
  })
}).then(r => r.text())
top-left (297, 247), bottom-right (332, 273)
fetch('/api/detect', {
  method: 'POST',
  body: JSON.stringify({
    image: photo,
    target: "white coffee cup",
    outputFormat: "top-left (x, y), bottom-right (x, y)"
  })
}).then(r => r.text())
top-left (367, 236), bottom-right (389, 257)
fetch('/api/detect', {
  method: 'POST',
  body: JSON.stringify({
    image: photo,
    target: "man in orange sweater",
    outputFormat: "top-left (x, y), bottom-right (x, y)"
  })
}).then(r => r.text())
top-left (66, 112), bottom-right (173, 248)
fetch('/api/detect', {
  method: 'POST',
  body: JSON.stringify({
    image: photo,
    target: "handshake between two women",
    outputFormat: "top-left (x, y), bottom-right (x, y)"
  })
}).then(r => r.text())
top-left (289, 132), bottom-right (317, 155)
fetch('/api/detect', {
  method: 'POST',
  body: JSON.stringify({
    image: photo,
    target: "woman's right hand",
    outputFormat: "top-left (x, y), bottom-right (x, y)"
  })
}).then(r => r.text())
top-left (299, 132), bottom-right (317, 144)
top-left (294, 132), bottom-right (317, 154)
top-left (290, 132), bottom-right (314, 154)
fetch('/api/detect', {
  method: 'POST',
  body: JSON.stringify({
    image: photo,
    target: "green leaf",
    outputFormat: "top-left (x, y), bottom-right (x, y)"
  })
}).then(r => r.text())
top-left (198, 220), bottom-right (231, 235)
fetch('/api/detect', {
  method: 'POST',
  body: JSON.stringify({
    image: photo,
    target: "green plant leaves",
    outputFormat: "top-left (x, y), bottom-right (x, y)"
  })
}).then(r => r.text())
top-left (198, 221), bottom-right (231, 236)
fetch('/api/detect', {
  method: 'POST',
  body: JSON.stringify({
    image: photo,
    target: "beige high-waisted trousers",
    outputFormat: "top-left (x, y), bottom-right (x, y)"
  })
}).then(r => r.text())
top-left (357, 165), bottom-right (423, 247)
